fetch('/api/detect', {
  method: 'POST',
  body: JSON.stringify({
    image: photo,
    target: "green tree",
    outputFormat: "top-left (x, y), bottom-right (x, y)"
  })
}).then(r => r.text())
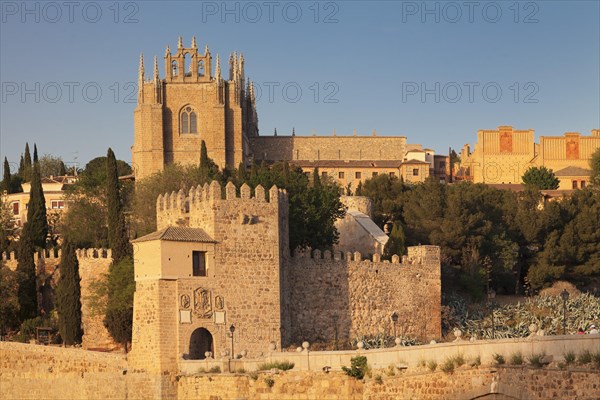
top-left (106, 148), bottom-right (131, 263)
top-left (39, 155), bottom-right (67, 178)
top-left (16, 234), bottom-right (37, 321)
top-left (383, 222), bottom-right (406, 260)
top-left (103, 257), bottom-right (134, 352)
top-left (22, 145), bottom-right (48, 248)
top-left (0, 263), bottom-right (20, 335)
top-left (2, 157), bottom-right (10, 193)
top-left (22, 143), bottom-right (32, 182)
top-left (356, 174), bottom-right (406, 226)
top-left (55, 240), bottom-right (83, 345)
top-left (199, 140), bottom-right (218, 180)
top-left (522, 166), bottom-right (560, 190)
top-left (590, 147), bottom-right (600, 188)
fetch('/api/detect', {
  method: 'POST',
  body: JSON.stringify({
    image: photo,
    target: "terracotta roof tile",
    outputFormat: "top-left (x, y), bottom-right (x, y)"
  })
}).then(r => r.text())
top-left (132, 227), bottom-right (216, 243)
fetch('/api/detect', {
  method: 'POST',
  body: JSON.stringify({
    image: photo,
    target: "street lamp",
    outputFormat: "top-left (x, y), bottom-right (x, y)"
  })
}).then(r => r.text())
top-left (488, 289), bottom-right (496, 339)
top-left (390, 312), bottom-right (399, 339)
top-left (229, 324), bottom-right (235, 359)
top-left (561, 289), bottom-right (569, 335)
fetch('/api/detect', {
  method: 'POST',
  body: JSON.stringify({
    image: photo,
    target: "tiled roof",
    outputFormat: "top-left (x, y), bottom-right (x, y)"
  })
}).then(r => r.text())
top-left (402, 159), bottom-right (430, 165)
top-left (553, 166), bottom-right (591, 177)
top-left (132, 227), bottom-right (216, 243)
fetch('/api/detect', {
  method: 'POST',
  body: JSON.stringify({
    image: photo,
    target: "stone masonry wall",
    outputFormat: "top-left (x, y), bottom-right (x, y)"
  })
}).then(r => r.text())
top-left (2, 249), bottom-right (115, 350)
top-left (285, 246), bottom-right (441, 345)
top-left (250, 136), bottom-right (410, 162)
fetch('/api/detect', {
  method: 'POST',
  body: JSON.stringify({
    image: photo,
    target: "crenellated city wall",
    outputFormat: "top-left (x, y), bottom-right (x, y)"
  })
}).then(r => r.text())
top-left (285, 246), bottom-right (441, 344)
top-left (2, 249), bottom-right (116, 350)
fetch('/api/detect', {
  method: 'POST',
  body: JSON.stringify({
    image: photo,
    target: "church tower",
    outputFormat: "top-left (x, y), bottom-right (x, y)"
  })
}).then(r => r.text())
top-left (132, 37), bottom-right (258, 180)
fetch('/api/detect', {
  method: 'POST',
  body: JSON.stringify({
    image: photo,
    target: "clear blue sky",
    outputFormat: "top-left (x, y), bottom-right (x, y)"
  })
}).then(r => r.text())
top-left (1, 1), bottom-right (599, 172)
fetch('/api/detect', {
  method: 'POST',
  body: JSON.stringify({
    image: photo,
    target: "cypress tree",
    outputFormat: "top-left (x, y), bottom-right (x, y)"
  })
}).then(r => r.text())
top-left (16, 234), bottom-right (37, 321)
top-left (33, 144), bottom-right (38, 163)
top-left (200, 140), bottom-right (209, 177)
top-left (23, 146), bottom-right (48, 248)
top-left (383, 222), bottom-right (406, 260)
top-left (23, 143), bottom-right (32, 182)
top-left (106, 148), bottom-right (131, 263)
top-left (104, 257), bottom-right (134, 352)
top-left (55, 240), bottom-right (83, 345)
top-left (237, 161), bottom-right (246, 182)
top-left (313, 167), bottom-right (321, 187)
top-left (18, 154), bottom-right (24, 178)
top-left (2, 157), bottom-right (10, 194)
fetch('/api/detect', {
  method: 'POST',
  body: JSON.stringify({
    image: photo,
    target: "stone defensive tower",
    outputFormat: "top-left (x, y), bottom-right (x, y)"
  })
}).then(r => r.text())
top-left (132, 37), bottom-right (258, 180)
top-left (129, 182), bottom-right (289, 380)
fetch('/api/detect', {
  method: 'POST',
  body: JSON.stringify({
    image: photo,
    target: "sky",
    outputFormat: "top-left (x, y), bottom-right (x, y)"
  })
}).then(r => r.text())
top-left (1, 0), bottom-right (599, 173)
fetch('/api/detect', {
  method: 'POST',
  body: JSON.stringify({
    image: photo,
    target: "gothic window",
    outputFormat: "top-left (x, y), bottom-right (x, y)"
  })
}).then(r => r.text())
top-left (198, 60), bottom-right (205, 76)
top-left (172, 61), bottom-right (179, 77)
top-left (181, 106), bottom-right (198, 134)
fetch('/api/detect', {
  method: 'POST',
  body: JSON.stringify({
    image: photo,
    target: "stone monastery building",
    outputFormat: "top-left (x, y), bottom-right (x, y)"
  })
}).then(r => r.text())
top-left (131, 37), bottom-right (444, 186)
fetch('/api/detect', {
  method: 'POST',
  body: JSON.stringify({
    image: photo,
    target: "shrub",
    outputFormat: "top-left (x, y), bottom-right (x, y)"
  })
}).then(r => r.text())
top-left (577, 350), bottom-right (592, 365)
top-left (236, 368), bottom-right (246, 374)
top-left (249, 372), bottom-right (259, 381)
top-left (374, 374), bottom-right (383, 385)
top-left (342, 356), bottom-right (368, 380)
top-left (385, 364), bottom-right (396, 376)
top-left (427, 360), bottom-right (437, 372)
top-left (510, 352), bottom-right (523, 365)
top-left (493, 354), bottom-right (505, 365)
top-left (440, 358), bottom-right (455, 373)
top-left (208, 366), bottom-right (221, 373)
top-left (563, 351), bottom-right (576, 365)
top-left (528, 353), bottom-right (545, 368)
top-left (264, 377), bottom-right (275, 388)
top-left (470, 355), bottom-right (481, 367)
top-left (592, 352), bottom-right (600, 369)
top-left (257, 361), bottom-right (294, 371)
top-left (453, 354), bottom-right (465, 367)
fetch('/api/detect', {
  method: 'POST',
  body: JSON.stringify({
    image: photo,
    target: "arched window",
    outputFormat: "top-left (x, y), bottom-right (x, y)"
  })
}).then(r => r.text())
top-left (198, 60), bottom-right (205, 76)
top-left (181, 106), bottom-right (197, 134)
top-left (172, 61), bottom-right (179, 77)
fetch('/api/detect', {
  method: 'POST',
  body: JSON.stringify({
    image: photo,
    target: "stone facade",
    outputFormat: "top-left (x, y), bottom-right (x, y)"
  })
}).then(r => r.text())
top-left (285, 246), bottom-right (441, 344)
top-left (2, 249), bottom-right (115, 350)
top-left (459, 126), bottom-right (600, 186)
top-left (132, 37), bottom-right (258, 180)
top-left (129, 181), bottom-right (289, 375)
top-left (131, 38), bottom-right (431, 187)
top-left (128, 181), bottom-right (440, 378)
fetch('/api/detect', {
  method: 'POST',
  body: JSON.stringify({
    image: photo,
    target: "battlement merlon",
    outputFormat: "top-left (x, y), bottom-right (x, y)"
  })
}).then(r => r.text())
top-left (156, 181), bottom-right (288, 231)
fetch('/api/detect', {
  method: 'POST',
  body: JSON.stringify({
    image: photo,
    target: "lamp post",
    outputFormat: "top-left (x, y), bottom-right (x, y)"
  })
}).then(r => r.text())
top-left (561, 289), bottom-right (569, 335)
top-left (488, 289), bottom-right (496, 339)
top-left (390, 312), bottom-right (399, 339)
top-left (229, 324), bottom-right (235, 359)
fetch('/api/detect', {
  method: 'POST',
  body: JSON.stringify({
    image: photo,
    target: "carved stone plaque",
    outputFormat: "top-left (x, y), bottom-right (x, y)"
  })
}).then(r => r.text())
top-left (180, 294), bottom-right (190, 309)
top-left (194, 287), bottom-right (212, 318)
top-left (215, 295), bottom-right (224, 310)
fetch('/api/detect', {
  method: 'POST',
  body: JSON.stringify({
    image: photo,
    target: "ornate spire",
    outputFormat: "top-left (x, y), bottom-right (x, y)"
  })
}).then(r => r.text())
top-left (229, 53), bottom-right (235, 80)
top-left (191, 36), bottom-right (197, 48)
top-left (138, 53), bottom-right (145, 80)
top-left (249, 80), bottom-right (256, 102)
top-left (178, 36), bottom-right (183, 49)
top-left (205, 44), bottom-right (210, 55)
top-left (153, 56), bottom-right (159, 80)
top-left (215, 54), bottom-right (221, 80)
top-left (238, 52), bottom-right (245, 83)
top-left (165, 45), bottom-right (171, 56)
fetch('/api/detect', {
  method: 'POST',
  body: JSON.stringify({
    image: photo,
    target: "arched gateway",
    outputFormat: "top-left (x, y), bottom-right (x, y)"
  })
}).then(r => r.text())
top-left (189, 328), bottom-right (214, 360)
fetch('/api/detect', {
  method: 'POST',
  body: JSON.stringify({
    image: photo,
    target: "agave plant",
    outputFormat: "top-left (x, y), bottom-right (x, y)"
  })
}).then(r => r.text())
top-left (447, 293), bottom-right (600, 339)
